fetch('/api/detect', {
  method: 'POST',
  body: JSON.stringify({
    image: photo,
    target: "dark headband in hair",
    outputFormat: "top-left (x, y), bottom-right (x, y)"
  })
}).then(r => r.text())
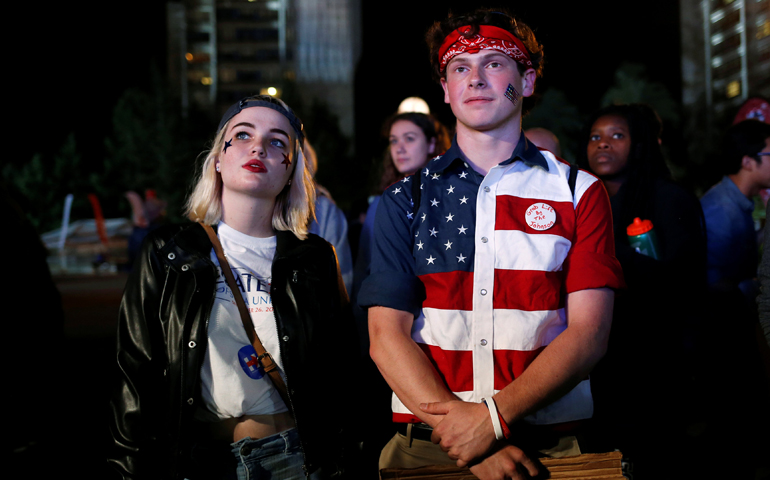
top-left (218, 98), bottom-right (305, 145)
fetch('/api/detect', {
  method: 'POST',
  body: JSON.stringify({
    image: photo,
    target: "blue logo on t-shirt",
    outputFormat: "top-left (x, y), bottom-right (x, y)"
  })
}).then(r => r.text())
top-left (238, 345), bottom-right (264, 379)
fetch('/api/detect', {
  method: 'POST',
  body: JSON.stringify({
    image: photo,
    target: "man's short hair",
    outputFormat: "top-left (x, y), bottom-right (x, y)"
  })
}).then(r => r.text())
top-left (723, 120), bottom-right (770, 175)
top-left (425, 8), bottom-right (544, 83)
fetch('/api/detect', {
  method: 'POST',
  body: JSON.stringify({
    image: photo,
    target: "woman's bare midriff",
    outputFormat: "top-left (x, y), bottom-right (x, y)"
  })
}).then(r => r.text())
top-left (202, 411), bottom-right (296, 443)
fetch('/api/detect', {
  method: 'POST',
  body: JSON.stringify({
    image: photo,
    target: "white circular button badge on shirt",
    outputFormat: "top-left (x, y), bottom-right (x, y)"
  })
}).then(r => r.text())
top-left (525, 203), bottom-right (556, 231)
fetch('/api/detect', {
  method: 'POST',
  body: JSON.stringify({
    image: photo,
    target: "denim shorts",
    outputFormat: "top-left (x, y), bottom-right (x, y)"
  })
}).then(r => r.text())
top-left (233, 428), bottom-right (312, 480)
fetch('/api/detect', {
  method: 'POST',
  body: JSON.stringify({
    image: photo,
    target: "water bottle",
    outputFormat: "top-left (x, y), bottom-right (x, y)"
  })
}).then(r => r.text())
top-left (626, 217), bottom-right (659, 260)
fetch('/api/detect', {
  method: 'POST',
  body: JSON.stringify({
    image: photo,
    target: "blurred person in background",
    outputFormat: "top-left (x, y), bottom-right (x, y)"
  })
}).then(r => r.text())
top-left (756, 204), bottom-right (770, 395)
top-left (351, 111), bottom-right (451, 352)
top-left (108, 95), bottom-right (355, 479)
top-left (699, 120), bottom-right (770, 479)
top-left (305, 139), bottom-right (354, 295)
top-left (577, 103), bottom-right (706, 477)
top-left (524, 127), bottom-right (561, 157)
top-left (3, 182), bottom-right (65, 473)
top-left (348, 110), bottom-right (451, 478)
top-left (125, 189), bottom-right (168, 269)
top-left (701, 120), bottom-right (770, 302)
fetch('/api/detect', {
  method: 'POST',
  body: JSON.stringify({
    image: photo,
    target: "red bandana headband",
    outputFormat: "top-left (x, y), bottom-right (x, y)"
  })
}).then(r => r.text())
top-left (438, 25), bottom-right (532, 73)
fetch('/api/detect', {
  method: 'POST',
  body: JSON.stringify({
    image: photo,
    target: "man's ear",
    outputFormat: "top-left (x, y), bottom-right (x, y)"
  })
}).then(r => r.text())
top-left (742, 155), bottom-right (757, 172)
top-left (521, 68), bottom-right (537, 97)
top-left (440, 77), bottom-right (450, 104)
top-left (428, 137), bottom-right (437, 155)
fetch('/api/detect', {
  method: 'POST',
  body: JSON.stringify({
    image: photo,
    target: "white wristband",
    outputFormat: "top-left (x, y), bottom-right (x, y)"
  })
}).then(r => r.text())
top-left (482, 397), bottom-right (504, 441)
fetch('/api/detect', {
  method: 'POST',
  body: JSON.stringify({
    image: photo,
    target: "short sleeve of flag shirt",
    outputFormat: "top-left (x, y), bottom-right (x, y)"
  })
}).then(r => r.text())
top-left (358, 134), bottom-right (624, 425)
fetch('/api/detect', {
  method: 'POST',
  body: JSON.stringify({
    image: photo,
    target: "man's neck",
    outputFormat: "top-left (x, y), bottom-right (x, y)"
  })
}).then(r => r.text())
top-left (455, 119), bottom-right (523, 176)
top-left (728, 172), bottom-right (759, 198)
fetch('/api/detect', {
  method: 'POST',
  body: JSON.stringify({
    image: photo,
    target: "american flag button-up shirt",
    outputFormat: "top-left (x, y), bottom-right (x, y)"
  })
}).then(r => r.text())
top-left (359, 134), bottom-right (624, 425)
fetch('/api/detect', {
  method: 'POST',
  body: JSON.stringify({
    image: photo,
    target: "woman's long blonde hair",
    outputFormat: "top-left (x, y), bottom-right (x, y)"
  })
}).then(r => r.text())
top-left (184, 95), bottom-right (315, 239)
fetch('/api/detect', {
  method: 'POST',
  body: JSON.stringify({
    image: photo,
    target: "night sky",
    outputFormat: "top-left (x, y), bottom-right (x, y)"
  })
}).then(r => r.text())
top-left (14, 1), bottom-right (680, 181)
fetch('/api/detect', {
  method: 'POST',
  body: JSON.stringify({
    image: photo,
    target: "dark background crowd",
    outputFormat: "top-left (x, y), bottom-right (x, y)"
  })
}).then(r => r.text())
top-left (3, 1), bottom-right (770, 479)
top-left (7, 0), bottom-right (690, 232)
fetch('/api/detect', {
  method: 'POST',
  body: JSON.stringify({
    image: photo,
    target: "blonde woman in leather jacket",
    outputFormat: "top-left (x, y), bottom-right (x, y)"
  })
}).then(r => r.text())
top-left (108, 95), bottom-right (355, 480)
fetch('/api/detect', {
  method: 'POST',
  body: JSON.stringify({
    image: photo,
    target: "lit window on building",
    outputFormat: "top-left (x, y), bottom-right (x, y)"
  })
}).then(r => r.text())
top-left (758, 21), bottom-right (770, 39)
top-left (201, 77), bottom-right (213, 86)
top-left (726, 80), bottom-right (741, 98)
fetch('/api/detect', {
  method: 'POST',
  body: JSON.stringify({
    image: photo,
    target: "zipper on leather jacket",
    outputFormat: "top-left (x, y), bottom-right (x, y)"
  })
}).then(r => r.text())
top-left (274, 268), bottom-right (311, 475)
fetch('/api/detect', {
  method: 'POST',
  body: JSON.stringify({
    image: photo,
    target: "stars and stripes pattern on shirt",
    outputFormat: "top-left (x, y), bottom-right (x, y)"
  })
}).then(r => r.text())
top-left (379, 147), bottom-right (622, 425)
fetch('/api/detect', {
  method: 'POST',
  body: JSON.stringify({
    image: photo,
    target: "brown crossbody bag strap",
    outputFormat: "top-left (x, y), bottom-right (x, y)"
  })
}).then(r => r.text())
top-left (199, 222), bottom-right (291, 409)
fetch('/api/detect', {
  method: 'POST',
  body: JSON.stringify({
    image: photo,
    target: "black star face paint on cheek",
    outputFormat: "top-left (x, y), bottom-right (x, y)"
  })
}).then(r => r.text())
top-left (505, 84), bottom-right (520, 106)
top-left (223, 138), bottom-right (232, 153)
top-left (281, 153), bottom-right (291, 170)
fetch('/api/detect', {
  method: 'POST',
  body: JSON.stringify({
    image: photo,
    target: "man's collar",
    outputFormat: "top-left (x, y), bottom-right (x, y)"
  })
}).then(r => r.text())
top-left (429, 131), bottom-right (549, 173)
top-left (723, 175), bottom-right (756, 211)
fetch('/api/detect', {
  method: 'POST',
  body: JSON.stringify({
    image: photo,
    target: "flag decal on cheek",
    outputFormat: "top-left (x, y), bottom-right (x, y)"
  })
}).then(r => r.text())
top-left (224, 138), bottom-right (232, 153)
top-left (281, 153), bottom-right (291, 170)
top-left (505, 84), bottom-right (520, 106)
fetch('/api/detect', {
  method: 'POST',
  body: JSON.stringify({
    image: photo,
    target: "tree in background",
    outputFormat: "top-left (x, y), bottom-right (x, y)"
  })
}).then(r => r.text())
top-left (4, 72), bottom-right (211, 234)
top-left (96, 77), bottom-right (206, 222)
top-left (601, 62), bottom-right (680, 127)
top-left (600, 62), bottom-right (696, 187)
top-left (1, 133), bottom-right (91, 233)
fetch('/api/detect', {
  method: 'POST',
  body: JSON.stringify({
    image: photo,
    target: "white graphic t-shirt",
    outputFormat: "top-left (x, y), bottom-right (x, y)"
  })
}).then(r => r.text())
top-left (198, 222), bottom-right (289, 419)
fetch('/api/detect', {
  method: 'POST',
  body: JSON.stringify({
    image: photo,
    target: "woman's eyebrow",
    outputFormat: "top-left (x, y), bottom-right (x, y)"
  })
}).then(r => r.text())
top-left (230, 123), bottom-right (290, 139)
top-left (270, 128), bottom-right (290, 139)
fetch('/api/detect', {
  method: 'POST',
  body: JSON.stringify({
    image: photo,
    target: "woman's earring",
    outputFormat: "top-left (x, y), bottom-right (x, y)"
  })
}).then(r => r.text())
top-left (216, 163), bottom-right (220, 172)
top-left (287, 179), bottom-right (292, 186)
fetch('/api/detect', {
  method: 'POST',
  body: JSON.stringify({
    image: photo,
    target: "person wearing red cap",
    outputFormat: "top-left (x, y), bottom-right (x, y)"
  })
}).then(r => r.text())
top-left (359, 8), bottom-right (624, 479)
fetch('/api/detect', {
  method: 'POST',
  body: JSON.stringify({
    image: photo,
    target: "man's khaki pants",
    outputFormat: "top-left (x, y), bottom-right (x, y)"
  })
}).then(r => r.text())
top-left (379, 423), bottom-right (581, 470)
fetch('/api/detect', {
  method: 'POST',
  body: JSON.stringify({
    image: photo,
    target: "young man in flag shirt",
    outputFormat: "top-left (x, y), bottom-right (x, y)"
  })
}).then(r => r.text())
top-left (359, 9), bottom-right (624, 480)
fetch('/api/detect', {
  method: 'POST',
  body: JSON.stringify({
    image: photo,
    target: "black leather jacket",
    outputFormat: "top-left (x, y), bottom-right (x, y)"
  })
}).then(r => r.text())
top-left (108, 223), bottom-right (355, 479)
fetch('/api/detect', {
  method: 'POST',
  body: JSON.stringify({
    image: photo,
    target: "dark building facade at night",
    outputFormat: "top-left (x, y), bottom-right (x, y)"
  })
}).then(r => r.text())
top-left (166, 0), bottom-right (361, 137)
top-left (680, 0), bottom-right (770, 160)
